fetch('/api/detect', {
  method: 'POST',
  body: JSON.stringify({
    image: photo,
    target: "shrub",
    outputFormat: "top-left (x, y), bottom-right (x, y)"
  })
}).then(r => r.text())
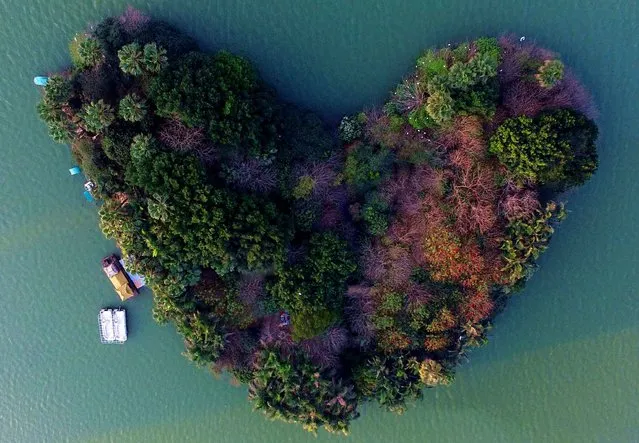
top-left (338, 115), bottom-right (364, 143)
top-left (343, 144), bottom-right (393, 192)
top-left (537, 59), bottom-right (564, 88)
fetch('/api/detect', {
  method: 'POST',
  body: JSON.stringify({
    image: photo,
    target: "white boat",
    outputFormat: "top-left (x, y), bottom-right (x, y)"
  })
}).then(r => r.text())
top-left (99, 308), bottom-right (127, 344)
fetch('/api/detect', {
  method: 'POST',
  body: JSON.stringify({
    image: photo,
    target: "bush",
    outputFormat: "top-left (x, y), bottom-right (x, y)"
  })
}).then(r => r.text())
top-left (361, 193), bottom-right (390, 236)
top-left (291, 306), bottom-right (339, 341)
top-left (537, 59), bottom-right (564, 88)
top-left (344, 144), bottom-right (393, 192)
top-left (338, 115), bottom-right (364, 143)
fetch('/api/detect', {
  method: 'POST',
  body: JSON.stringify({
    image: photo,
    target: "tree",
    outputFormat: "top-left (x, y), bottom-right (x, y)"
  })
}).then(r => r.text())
top-left (489, 109), bottom-right (598, 188)
top-left (143, 42), bottom-right (168, 73)
top-left (249, 349), bottom-right (359, 434)
top-left (537, 59), bottom-right (564, 88)
top-left (43, 75), bottom-right (72, 105)
top-left (80, 99), bottom-right (115, 133)
top-left (268, 232), bottom-right (356, 316)
top-left (118, 42), bottom-right (144, 76)
top-left (77, 37), bottom-right (103, 68)
top-left (354, 354), bottom-right (423, 414)
top-left (149, 51), bottom-right (278, 156)
top-left (176, 312), bottom-right (225, 365)
top-left (118, 93), bottom-right (147, 122)
top-left (418, 359), bottom-right (452, 386)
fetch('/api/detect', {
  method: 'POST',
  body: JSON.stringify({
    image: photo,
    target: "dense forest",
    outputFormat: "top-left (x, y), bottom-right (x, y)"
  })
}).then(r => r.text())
top-left (38, 7), bottom-right (598, 434)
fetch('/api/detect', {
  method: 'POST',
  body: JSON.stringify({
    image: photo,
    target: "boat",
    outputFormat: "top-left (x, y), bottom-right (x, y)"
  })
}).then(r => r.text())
top-left (33, 76), bottom-right (49, 86)
top-left (98, 308), bottom-right (127, 344)
top-left (102, 254), bottom-right (138, 301)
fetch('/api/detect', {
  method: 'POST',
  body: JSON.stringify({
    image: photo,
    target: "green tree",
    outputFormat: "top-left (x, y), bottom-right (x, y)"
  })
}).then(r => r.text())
top-left (537, 59), bottom-right (564, 88)
top-left (118, 42), bottom-right (144, 76)
top-left (489, 109), bottom-right (598, 188)
top-left (43, 75), bottom-right (72, 105)
top-left (426, 87), bottom-right (455, 125)
top-left (80, 99), bottom-right (115, 133)
top-left (268, 232), bottom-right (356, 315)
top-left (143, 42), bottom-right (168, 73)
top-left (176, 312), bottom-right (225, 365)
top-left (118, 93), bottom-right (147, 122)
top-left (149, 51), bottom-right (278, 156)
top-left (76, 37), bottom-right (103, 69)
top-left (249, 349), bottom-right (359, 434)
top-left (354, 354), bottom-right (423, 414)
top-left (501, 201), bottom-right (566, 286)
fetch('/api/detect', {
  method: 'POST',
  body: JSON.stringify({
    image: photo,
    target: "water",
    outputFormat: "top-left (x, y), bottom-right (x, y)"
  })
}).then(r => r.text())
top-left (1, 0), bottom-right (637, 442)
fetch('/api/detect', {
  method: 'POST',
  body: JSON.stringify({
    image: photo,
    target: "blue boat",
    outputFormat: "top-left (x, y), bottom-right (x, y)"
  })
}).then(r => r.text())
top-left (33, 76), bottom-right (49, 86)
top-left (69, 166), bottom-right (81, 175)
top-left (83, 191), bottom-right (95, 203)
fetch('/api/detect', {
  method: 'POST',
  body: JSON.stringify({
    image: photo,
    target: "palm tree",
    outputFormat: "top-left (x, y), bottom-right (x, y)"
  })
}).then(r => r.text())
top-left (80, 99), bottom-right (115, 133)
top-left (143, 43), bottom-right (168, 73)
top-left (418, 358), bottom-right (451, 386)
top-left (77, 38), bottom-right (103, 68)
top-left (118, 93), bottom-right (147, 122)
top-left (118, 43), bottom-right (144, 76)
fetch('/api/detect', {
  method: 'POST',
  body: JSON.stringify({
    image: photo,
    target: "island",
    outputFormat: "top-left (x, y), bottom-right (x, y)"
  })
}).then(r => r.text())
top-left (37, 7), bottom-right (598, 434)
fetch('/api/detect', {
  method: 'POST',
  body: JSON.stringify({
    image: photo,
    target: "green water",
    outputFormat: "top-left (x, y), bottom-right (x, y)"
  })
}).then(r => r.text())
top-left (1, 0), bottom-right (637, 441)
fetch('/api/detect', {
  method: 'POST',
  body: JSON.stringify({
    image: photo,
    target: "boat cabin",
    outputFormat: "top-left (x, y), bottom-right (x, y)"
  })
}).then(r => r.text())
top-left (102, 255), bottom-right (138, 301)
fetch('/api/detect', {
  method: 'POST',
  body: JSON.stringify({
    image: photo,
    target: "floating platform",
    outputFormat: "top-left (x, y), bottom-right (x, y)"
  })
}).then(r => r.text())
top-left (99, 308), bottom-right (127, 344)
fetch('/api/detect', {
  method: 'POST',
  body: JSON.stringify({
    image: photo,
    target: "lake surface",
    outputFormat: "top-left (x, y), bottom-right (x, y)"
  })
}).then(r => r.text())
top-left (1, 0), bottom-right (637, 442)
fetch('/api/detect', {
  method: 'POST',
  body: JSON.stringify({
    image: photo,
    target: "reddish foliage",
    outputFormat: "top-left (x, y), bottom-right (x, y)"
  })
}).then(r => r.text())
top-left (118, 6), bottom-right (150, 34)
top-left (460, 289), bottom-right (494, 323)
top-left (502, 80), bottom-right (545, 118)
top-left (500, 186), bottom-right (540, 221)
top-left (213, 330), bottom-right (256, 373)
top-left (225, 157), bottom-right (278, 193)
top-left (158, 119), bottom-right (217, 162)
top-left (238, 274), bottom-right (265, 306)
top-left (259, 315), bottom-right (293, 352)
top-left (345, 285), bottom-right (375, 341)
top-left (422, 227), bottom-right (490, 289)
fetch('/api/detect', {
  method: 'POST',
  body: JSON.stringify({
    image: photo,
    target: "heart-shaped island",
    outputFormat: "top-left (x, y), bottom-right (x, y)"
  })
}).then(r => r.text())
top-left (37, 6), bottom-right (598, 435)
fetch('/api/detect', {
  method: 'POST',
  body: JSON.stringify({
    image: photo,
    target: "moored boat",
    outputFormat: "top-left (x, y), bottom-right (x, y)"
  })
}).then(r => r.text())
top-left (102, 254), bottom-right (138, 301)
